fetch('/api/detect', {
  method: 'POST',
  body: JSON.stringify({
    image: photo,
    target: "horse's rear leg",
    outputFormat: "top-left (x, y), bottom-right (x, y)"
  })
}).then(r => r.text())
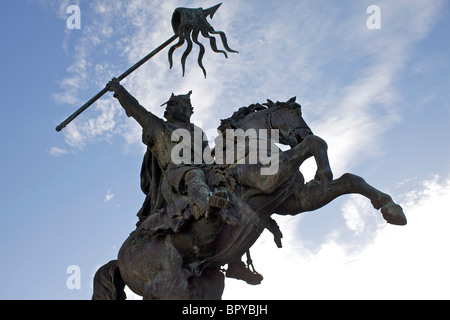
top-left (119, 234), bottom-right (190, 300)
top-left (92, 260), bottom-right (126, 300)
top-left (141, 237), bottom-right (191, 300)
top-left (143, 267), bottom-right (225, 300)
top-left (188, 267), bottom-right (225, 300)
top-left (278, 173), bottom-right (406, 225)
top-left (143, 269), bottom-right (191, 300)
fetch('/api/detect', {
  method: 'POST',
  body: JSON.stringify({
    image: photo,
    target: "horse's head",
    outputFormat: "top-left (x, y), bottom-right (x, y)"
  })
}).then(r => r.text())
top-left (265, 97), bottom-right (313, 147)
top-left (218, 97), bottom-right (312, 148)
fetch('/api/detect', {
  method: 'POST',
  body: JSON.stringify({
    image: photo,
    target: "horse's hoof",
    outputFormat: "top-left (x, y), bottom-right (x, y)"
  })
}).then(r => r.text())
top-left (381, 201), bottom-right (407, 226)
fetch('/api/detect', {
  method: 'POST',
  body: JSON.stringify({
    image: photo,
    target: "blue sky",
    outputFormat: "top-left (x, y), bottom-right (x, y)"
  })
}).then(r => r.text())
top-left (1, 0), bottom-right (449, 299)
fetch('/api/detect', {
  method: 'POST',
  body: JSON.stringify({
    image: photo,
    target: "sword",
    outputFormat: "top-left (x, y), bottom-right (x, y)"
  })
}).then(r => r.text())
top-left (56, 3), bottom-right (237, 132)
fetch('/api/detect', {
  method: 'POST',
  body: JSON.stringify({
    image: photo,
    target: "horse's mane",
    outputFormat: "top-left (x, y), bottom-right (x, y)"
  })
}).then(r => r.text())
top-left (218, 97), bottom-right (300, 133)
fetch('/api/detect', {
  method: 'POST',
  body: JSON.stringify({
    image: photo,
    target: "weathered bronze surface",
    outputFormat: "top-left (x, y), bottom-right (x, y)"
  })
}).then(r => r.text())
top-left (92, 86), bottom-right (406, 299)
top-left (169, 3), bottom-right (238, 77)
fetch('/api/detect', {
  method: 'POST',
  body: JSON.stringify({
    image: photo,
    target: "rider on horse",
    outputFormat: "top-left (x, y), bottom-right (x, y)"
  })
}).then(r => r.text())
top-left (107, 78), bottom-right (263, 285)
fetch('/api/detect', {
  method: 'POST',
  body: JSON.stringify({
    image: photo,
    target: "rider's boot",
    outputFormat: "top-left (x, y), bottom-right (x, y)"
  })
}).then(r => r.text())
top-left (225, 260), bottom-right (263, 285)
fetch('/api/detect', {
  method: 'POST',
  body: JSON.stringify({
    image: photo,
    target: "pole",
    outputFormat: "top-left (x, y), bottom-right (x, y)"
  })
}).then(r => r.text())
top-left (56, 34), bottom-right (178, 132)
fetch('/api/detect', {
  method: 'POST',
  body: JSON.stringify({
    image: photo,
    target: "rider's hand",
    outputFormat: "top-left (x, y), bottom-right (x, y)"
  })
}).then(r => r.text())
top-left (107, 77), bottom-right (121, 93)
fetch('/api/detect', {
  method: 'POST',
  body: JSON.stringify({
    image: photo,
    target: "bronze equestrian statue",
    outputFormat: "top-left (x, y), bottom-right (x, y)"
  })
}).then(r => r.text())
top-left (54, 3), bottom-right (406, 300)
top-left (91, 84), bottom-right (406, 299)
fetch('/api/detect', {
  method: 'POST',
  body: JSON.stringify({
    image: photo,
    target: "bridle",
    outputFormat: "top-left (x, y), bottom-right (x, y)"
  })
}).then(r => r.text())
top-left (267, 106), bottom-right (311, 143)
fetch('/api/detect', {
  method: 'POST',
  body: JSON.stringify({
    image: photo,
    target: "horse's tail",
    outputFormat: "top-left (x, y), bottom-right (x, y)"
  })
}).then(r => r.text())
top-left (92, 260), bottom-right (126, 300)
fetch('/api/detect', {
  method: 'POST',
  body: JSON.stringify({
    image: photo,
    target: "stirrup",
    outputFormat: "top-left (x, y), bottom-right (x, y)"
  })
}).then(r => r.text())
top-left (208, 190), bottom-right (229, 209)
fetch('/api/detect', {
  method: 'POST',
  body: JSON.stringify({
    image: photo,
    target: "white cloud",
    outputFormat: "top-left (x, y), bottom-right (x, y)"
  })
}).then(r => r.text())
top-left (125, 286), bottom-right (141, 300)
top-left (61, 97), bottom-right (122, 150)
top-left (341, 195), bottom-right (374, 236)
top-left (54, 0), bottom-right (183, 151)
top-left (104, 191), bottom-right (114, 202)
top-left (223, 173), bottom-right (450, 300)
top-left (49, 147), bottom-right (69, 157)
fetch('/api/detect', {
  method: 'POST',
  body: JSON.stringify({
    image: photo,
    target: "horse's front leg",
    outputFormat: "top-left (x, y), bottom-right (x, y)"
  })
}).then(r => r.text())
top-left (287, 134), bottom-right (333, 185)
top-left (276, 173), bottom-right (407, 226)
top-left (326, 173), bottom-right (407, 225)
top-left (232, 135), bottom-right (331, 195)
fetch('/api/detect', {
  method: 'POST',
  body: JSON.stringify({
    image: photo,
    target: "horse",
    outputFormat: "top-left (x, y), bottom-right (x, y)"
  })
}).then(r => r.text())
top-left (217, 97), bottom-right (406, 224)
top-left (92, 97), bottom-right (406, 300)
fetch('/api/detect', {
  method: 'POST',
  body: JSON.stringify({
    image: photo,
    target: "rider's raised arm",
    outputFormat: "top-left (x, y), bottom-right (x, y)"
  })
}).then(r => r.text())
top-left (107, 78), bottom-right (159, 129)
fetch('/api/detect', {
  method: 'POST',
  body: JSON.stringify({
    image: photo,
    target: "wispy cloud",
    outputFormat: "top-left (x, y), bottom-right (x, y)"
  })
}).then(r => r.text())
top-left (304, 0), bottom-right (445, 175)
top-left (48, 147), bottom-right (69, 157)
top-left (53, 0), bottom-right (186, 150)
top-left (104, 191), bottom-right (114, 202)
top-left (341, 195), bottom-right (377, 236)
top-left (53, 0), bottom-right (444, 158)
